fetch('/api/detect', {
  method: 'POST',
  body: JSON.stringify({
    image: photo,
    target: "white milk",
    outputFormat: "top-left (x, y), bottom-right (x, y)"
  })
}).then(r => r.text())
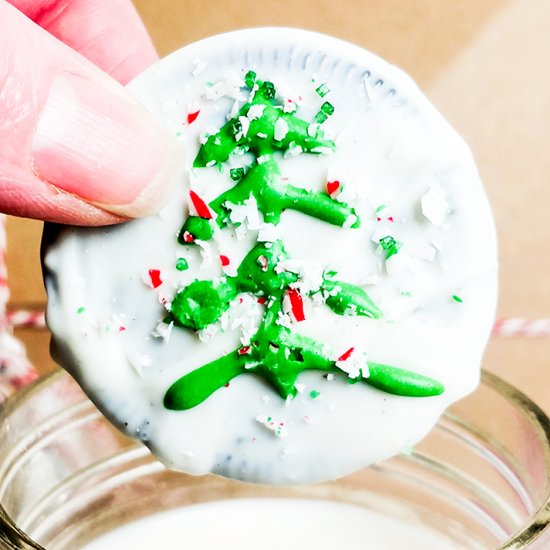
top-left (82, 498), bottom-right (467, 550)
top-left (44, 29), bottom-right (497, 484)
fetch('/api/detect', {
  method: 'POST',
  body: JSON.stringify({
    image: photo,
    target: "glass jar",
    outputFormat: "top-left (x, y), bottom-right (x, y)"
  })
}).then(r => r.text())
top-left (0, 369), bottom-right (549, 549)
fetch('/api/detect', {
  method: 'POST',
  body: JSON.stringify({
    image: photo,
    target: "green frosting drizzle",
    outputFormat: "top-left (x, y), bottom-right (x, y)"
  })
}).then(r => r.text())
top-left (163, 72), bottom-right (444, 410)
top-left (165, 241), bottom-right (443, 410)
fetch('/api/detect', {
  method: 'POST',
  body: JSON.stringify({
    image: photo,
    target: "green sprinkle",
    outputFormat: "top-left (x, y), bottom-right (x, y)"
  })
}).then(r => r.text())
top-left (315, 83), bottom-right (330, 97)
top-left (401, 291), bottom-right (412, 297)
top-left (310, 390), bottom-right (320, 399)
top-left (260, 81), bottom-right (276, 99)
top-left (229, 167), bottom-right (245, 181)
top-left (77, 306), bottom-right (86, 314)
top-left (244, 70), bottom-right (257, 88)
top-left (452, 294), bottom-right (463, 303)
top-left (314, 111), bottom-right (328, 124)
top-left (314, 102), bottom-right (334, 124)
top-left (375, 204), bottom-right (387, 213)
top-left (230, 119), bottom-right (243, 138)
top-left (379, 235), bottom-right (401, 259)
top-left (320, 101), bottom-right (334, 116)
top-left (175, 131), bottom-right (182, 137)
top-left (176, 258), bottom-right (189, 271)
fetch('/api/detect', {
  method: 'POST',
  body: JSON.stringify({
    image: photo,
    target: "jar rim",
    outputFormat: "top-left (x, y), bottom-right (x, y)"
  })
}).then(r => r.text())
top-left (1, 369), bottom-right (550, 549)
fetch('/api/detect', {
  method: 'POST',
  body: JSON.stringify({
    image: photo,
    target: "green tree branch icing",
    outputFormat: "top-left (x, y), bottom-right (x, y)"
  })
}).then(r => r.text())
top-left (164, 72), bottom-right (444, 410)
top-left (180, 74), bottom-right (358, 242)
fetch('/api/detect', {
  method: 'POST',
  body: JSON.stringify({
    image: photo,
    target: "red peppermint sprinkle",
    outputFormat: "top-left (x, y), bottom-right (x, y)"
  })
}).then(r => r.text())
top-left (376, 217), bottom-right (382, 222)
top-left (148, 269), bottom-right (163, 289)
top-left (257, 297), bottom-right (267, 305)
top-left (187, 110), bottom-right (200, 124)
top-left (183, 231), bottom-right (194, 243)
top-left (287, 288), bottom-right (305, 322)
top-left (338, 347), bottom-right (355, 362)
top-left (387, 216), bottom-right (394, 222)
top-left (257, 255), bottom-right (268, 272)
top-left (326, 180), bottom-right (341, 198)
top-left (189, 190), bottom-right (212, 219)
top-left (238, 346), bottom-right (251, 355)
top-left (220, 255), bottom-right (230, 267)
top-left (224, 382), bottom-right (230, 388)
top-left (118, 326), bottom-right (127, 332)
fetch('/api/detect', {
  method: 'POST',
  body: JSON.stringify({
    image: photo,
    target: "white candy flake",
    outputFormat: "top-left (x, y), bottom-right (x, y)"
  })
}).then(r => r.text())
top-left (274, 118), bottom-right (289, 142)
top-left (247, 104), bottom-right (265, 121)
top-left (198, 323), bottom-right (219, 342)
top-left (126, 348), bottom-right (152, 377)
top-left (225, 196), bottom-right (262, 233)
top-left (203, 77), bottom-right (244, 101)
top-left (195, 240), bottom-right (213, 270)
top-left (152, 320), bottom-right (174, 342)
top-left (191, 59), bottom-right (206, 76)
top-left (256, 414), bottom-right (289, 438)
top-left (335, 349), bottom-right (369, 379)
top-left (235, 116), bottom-right (250, 141)
top-left (421, 183), bottom-right (449, 226)
top-left (277, 259), bottom-right (324, 294)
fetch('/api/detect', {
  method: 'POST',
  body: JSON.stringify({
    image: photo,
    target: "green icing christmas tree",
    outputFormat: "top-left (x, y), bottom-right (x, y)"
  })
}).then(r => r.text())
top-left (163, 72), bottom-right (443, 410)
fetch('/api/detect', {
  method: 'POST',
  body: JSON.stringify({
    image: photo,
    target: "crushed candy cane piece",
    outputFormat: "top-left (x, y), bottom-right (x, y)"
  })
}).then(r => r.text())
top-left (286, 288), bottom-right (305, 322)
top-left (152, 320), bottom-right (174, 342)
top-left (274, 117), bottom-right (289, 141)
top-left (326, 180), bottom-right (341, 198)
top-left (189, 190), bottom-right (213, 219)
top-left (145, 269), bottom-right (162, 289)
top-left (256, 414), bottom-right (288, 438)
top-left (247, 104), bottom-right (265, 120)
top-left (187, 109), bottom-right (201, 124)
top-left (336, 347), bottom-right (368, 379)
top-left (421, 182), bottom-right (449, 226)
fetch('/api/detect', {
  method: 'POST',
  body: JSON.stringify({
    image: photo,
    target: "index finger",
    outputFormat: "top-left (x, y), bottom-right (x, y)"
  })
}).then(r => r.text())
top-left (6, 0), bottom-right (158, 84)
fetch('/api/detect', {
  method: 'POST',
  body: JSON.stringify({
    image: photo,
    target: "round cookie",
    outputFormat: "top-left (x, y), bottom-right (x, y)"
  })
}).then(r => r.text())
top-left (43, 28), bottom-right (497, 484)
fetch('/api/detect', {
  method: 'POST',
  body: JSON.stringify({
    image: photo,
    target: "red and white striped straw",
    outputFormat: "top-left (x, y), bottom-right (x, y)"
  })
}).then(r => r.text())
top-left (492, 318), bottom-right (550, 337)
top-left (0, 215), bottom-right (38, 403)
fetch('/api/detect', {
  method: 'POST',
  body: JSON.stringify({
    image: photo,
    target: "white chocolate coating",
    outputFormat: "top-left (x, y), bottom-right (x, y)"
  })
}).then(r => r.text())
top-left (44, 29), bottom-right (497, 484)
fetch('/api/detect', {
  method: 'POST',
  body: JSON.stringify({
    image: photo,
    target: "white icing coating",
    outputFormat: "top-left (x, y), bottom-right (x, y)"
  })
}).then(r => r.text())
top-left (43, 29), bottom-right (497, 484)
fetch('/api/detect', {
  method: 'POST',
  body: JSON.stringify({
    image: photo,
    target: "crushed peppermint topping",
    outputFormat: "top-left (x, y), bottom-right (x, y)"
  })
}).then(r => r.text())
top-left (277, 259), bottom-right (324, 294)
top-left (220, 255), bottom-right (230, 267)
top-left (182, 231), bottom-right (194, 243)
top-left (256, 414), bottom-right (288, 438)
top-left (421, 182), bottom-right (449, 226)
top-left (126, 348), bottom-right (152, 377)
top-left (235, 116), bottom-right (250, 141)
top-left (152, 320), bottom-right (174, 342)
top-left (203, 77), bottom-right (244, 101)
top-left (189, 190), bottom-right (212, 219)
top-left (326, 180), bottom-right (341, 198)
top-left (195, 240), bottom-right (213, 270)
top-left (274, 117), bottom-right (289, 142)
top-left (247, 104), bottom-right (266, 120)
top-left (144, 269), bottom-right (162, 289)
top-left (336, 347), bottom-right (369, 379)
top-left (187, 110), bottom-right (200, 124)
top-left (191, 59), bottom-right (206, 76)
top-left (285, 288), bottom-right (305, 322)
top-left (225, 196), bottom-right (262, 238)
top-left (338, 347), bottom-right (355, 362)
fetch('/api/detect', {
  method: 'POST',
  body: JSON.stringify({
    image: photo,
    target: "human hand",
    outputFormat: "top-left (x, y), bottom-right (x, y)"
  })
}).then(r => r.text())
top-left (0, 0), bottom-right (181, 225)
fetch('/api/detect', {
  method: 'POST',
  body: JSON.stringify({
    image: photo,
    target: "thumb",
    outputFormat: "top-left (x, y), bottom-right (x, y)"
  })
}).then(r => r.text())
top-left (0, 2), bottom-right (181, 225)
